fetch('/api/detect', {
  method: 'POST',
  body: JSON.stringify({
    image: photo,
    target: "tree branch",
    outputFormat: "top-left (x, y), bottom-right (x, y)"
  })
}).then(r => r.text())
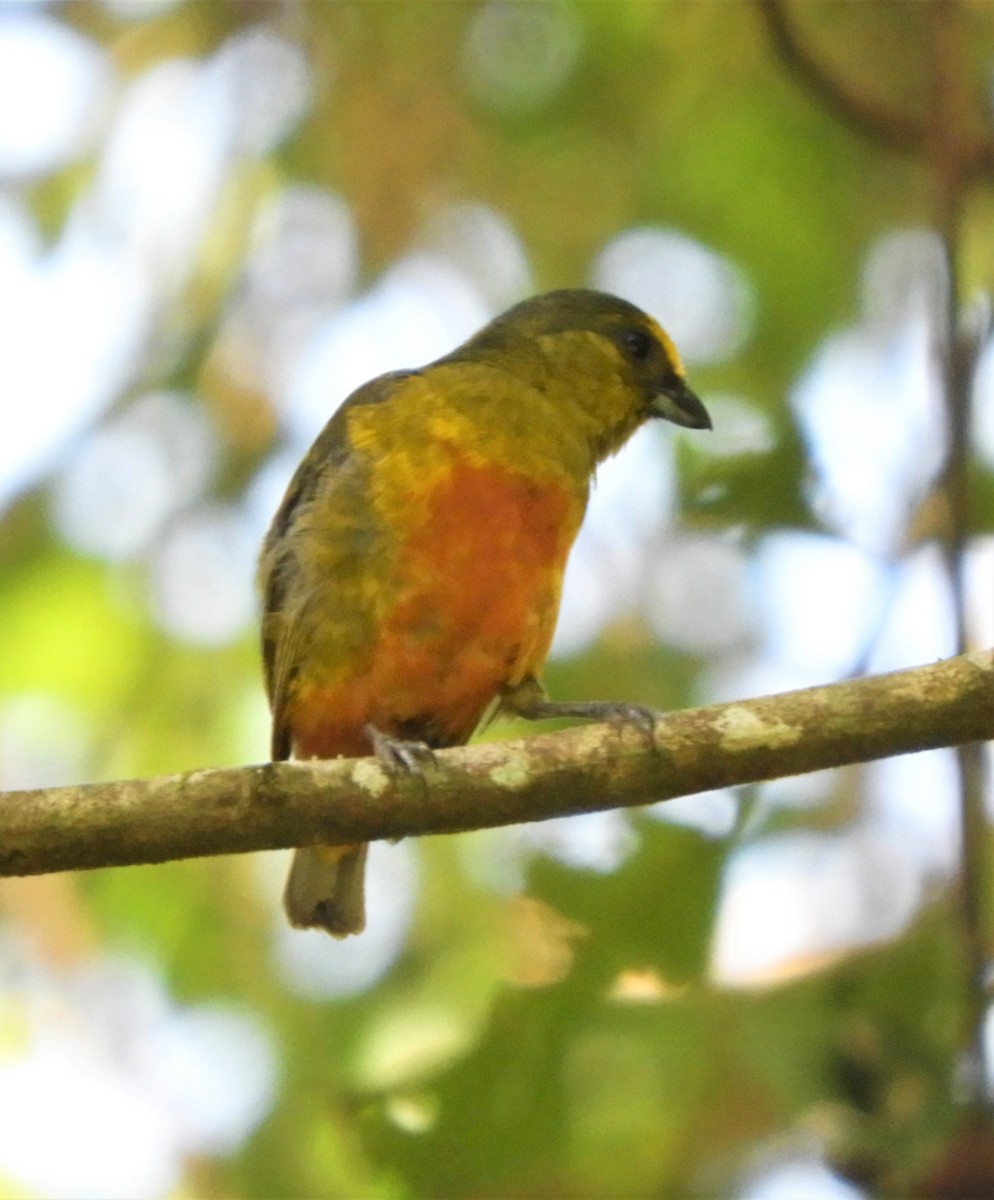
top-left (1, 651), bottom-right (991, 878)
top-left (927, 0), bottom-right (994, 1100)
top-left (756, 0), bottom-right (994, 181)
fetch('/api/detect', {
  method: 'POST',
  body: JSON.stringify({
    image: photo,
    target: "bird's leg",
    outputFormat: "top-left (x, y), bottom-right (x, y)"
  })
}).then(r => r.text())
top-left (364, 723), bottom-right (436, 773)
top-left (499, 677), bottom-right (657, 739)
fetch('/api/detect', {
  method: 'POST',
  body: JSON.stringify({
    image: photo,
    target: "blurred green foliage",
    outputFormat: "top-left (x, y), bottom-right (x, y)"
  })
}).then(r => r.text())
top-left (1, 1), bottom-right (993, 1197)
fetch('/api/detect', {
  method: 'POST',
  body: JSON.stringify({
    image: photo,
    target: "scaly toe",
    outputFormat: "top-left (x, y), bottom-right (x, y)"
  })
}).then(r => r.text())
top-left (605, 703), bottom-right (656, 738)
top-left (365, 724), bottom-right (437, 773)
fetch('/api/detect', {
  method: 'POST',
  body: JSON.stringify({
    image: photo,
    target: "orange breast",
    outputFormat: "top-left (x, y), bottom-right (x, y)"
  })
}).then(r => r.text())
top-left (290, 462), bottom-right (581, 757)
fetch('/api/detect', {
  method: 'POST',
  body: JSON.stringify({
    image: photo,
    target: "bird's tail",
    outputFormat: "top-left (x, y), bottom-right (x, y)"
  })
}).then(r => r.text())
top-left (283, 843), bottom-right (368, 937)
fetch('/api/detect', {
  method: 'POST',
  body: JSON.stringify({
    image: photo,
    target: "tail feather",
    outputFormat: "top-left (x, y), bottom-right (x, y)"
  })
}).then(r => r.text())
top-left (284, 843), bottom-right (368, 937)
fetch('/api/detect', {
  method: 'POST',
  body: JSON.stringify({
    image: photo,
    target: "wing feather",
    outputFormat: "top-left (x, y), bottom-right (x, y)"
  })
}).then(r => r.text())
top-left (257, 370), bottom-right (416, 761)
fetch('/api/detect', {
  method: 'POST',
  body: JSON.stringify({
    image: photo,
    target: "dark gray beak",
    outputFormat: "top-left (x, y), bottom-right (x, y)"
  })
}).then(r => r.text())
top-left (649, 378), bottom-right (712, 430)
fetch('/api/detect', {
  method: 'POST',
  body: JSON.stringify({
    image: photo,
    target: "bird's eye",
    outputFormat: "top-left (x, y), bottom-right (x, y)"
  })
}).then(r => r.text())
top-left (621, 328), bottom-right (653, 361)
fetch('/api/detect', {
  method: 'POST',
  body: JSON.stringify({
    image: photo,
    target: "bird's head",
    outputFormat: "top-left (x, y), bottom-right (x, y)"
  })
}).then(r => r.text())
top-left (454, 288), bottom-right (711, 463)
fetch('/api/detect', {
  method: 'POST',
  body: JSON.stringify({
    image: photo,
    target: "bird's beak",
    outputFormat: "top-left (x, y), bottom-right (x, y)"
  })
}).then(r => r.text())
top-left (649, 378), bottom-right (712, 430)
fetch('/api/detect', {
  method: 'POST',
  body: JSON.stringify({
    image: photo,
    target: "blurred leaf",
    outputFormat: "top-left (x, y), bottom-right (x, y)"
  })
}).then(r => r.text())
top-left (1, 0), bottom-right (991, 1196)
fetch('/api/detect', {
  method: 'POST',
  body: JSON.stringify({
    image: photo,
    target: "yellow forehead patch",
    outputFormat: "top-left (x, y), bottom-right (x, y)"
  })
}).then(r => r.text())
top-left (645, 315), bottom-right (685, 377)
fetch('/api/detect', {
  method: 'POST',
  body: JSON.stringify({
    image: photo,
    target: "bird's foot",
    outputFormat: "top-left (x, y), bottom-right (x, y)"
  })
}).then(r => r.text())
top-left (523, 699), bottom-right (657, 739)
top-left (500, 679), bottom-right (657, 743)
top-left (365, 724), bottom-right (437, 773)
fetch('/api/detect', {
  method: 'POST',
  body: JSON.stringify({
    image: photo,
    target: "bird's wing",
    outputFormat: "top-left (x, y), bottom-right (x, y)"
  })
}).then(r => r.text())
top-left (257, 371), bottom-right (417, 761)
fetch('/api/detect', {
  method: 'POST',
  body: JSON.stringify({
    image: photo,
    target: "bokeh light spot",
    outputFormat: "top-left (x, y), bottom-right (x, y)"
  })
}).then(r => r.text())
top-left (149, 504), bottom-right (256, 645)
top-left (593, 227), bottom-right (754, 365)
top-left (421, 201), bottom-right (531, 309)
top-left (463, 0), bottom-right (582, 112)
top-left (52, 392), bottom-right (216, 561)
top-left (696, 394), bottom-right (775, 457)
top-left (0, 12), bottom-right (108, 178)
top-left (646, 533), bottom-right (751, 654)
top-left (649, 789), bottom-right (739, 838)
top-left (750, 531), bottom-right (887, 682)
top-left (207, 25), bottom-right (312, 156)
top-left (552, 425), bottom-right (674, 657)
top-left (0, 947), bottom-right (277, 1200)
top-left (792, 231), bottom-right (948, 554)
top-left (737, 1152), bottom-right (865, 1200)
top-left (520, 809), bottom-right (637, 873)
top-left (138, 1004), bottom-right (278, 1156)
top-left (286, 253), bottom-right (489, 439)
top-left (711, 827), bottom-right (924, 988)
top-left (861, 227), bottom-right (947, 333)
top-left (971, 335), bottom-right (994, 469)
top-left (248, 186), bottom-right (357, 313)
top-left (0, 693), bottom-right (89, 790)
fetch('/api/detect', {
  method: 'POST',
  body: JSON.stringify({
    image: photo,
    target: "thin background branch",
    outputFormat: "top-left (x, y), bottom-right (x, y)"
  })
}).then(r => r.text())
top-left (760, 0), bottom-right (994, 1121)
top-left (756, 0), bottom-right (994, 181)
top-left (927, 0), bottom-right (993, 1098)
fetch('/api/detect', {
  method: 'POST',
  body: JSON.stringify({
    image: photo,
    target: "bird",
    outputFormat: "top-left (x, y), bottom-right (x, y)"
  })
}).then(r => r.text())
top-left (258, 288), bottom-right (711, 936)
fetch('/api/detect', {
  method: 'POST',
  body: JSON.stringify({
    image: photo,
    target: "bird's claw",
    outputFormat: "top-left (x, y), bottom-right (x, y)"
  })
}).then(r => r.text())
top-left (597, 702), bottom-right (657, 741)
top-left (365, 724), bottom-right (436, 773)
